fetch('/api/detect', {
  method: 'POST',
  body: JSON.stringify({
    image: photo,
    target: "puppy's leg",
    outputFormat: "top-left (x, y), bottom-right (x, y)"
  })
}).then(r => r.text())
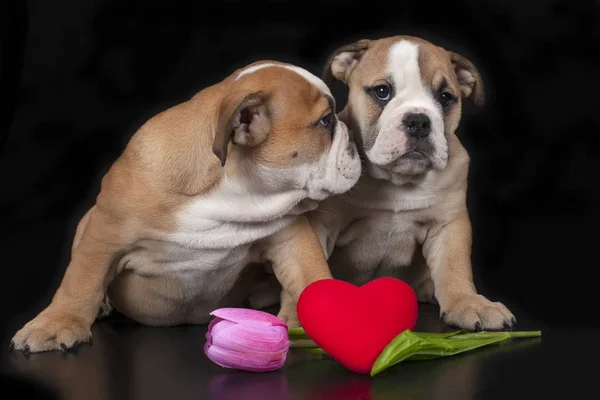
top-left (263, 216), bottom-right (333, 327)
top-left (11, 207), bottom-right (122, 352)
top-left (277, 290), bottom-right (300, 328)
top-left (72, 206), bottom-right (114, 320)
top-left (422, 211), bottom-right (515, 331)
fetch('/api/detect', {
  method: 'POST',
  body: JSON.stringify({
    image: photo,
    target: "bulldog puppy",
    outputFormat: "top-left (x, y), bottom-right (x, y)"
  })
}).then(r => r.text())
top-left (11, 60), bottom-right (361, 353)
top-left (308, 36), bottom-right (515, 331)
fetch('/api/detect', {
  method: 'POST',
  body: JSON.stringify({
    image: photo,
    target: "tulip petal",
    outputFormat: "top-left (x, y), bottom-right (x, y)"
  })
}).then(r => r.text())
top-left (205, 317), bottom-right (227, 345)
top-left (204, 342), bottom-right (229, 369)
top-left (210, 323), bottom-right (290, 354)
top-left (208, 316), bottom-right (223, 331)
top-left (210, 308), bottom-right (286, 327)
top-left (207, 319), bottom-right (237, 344)
top-left (204, 342), bottom-right (287, 372)
top-left (204, 309), bottom-right (290, 372)
top-left (206, 318), bottom-right (233, 346)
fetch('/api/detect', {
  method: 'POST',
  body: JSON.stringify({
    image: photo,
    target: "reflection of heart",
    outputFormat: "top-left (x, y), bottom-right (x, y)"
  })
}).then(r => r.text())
top-left (297, 278), bottom-right (418, 374)
top-left (310, 378), bottom-right (373, 400)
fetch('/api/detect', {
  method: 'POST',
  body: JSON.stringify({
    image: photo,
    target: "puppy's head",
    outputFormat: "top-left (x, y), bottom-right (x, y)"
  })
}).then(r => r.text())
top-left (212, 61), bottom-right (361, 200)
top-left (322, 36), bottom-right (484, 181)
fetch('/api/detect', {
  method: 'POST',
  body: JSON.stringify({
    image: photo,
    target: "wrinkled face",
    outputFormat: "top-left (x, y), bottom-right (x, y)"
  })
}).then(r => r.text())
top-left (325, 36), bottom-right (483, 183)
top-left (213, 62), bottom-right (361, 200)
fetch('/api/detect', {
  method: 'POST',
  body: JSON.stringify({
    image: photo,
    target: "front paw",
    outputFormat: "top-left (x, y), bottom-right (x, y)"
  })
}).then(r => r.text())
top-left (11, 308), bottom-right (92, 353)
top-left (441, 294), bottom-right (516, 331)
top-left (277, 308), bottom-right (300, 328)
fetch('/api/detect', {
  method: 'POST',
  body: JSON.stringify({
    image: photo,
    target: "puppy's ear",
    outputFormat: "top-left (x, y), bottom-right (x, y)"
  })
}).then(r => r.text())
top-left (212, 91), bottom-right (271, 167)
top-left (447, 51), bottom-right (485, 107)
top-left (322, 39), bottom-right (371, 86)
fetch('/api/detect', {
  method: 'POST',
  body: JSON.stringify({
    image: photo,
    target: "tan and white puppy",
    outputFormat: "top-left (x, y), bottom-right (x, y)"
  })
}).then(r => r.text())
top-left (11, 60), bottom-right (361, 353)
top-left (308, 36), bottom-right (516, 331)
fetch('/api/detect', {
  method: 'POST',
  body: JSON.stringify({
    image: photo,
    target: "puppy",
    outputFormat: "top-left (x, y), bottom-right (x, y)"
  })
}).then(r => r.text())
top-left (11, 60), bottom-right (361, 353)
top-left (308, 36), bottom-right (515, 331)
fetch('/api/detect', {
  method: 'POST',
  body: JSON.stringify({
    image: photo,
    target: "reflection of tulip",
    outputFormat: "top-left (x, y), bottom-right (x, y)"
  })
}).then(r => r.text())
top-left (209, 371), bottom-right (291, 400)
top-left (204, 308), bottom-right (290, 372)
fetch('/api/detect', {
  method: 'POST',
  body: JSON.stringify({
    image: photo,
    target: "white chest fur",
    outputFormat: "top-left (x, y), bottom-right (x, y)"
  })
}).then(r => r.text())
top-left (329, 206), bottom-right (429, 285)
top-left (121, 177), bottom-right (306, 298)
top-left (313, 172), bottom-right (455, 286)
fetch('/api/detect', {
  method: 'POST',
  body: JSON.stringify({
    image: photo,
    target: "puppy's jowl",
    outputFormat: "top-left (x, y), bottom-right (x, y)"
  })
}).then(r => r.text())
top-left (11, 61), bottom-right (361, 353)
top-left (309, 36), bottom-right (515, 331)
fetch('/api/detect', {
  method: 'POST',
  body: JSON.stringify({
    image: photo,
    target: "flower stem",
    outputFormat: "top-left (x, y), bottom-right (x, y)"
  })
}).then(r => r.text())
top-left (289, 338), bottom-right (319, 348)
top-left (288, 327), bottom-right (309, 338)
top-left (295, 348), bottom-right (327, 355)
top-left (450, 331), bottom-right (542, 340)
top-left (506, 331), bottom-right (542, 338)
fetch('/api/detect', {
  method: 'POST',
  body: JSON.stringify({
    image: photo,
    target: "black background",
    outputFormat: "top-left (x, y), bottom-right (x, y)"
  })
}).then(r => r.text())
top-left (1, 0), bottom-right (599, 339)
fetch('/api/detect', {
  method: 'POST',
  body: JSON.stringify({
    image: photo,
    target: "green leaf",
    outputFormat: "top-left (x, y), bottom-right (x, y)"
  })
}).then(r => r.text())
top-left (370, 330), bottom-right (542, 377)
top-left (287, 326), bottom-right (542, 376)
top-left (371, 331), bottom-right (453, 376)
top-left (412, 330), bottom-right (468, 339)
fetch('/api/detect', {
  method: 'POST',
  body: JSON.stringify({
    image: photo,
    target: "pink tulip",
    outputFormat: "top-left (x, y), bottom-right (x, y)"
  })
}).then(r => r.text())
top-left (204, 308), bottom-right (290, 372)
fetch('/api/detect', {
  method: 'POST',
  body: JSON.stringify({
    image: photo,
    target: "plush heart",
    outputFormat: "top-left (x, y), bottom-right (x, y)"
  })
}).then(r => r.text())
top-left (297, 277), bottom-right (418, 374)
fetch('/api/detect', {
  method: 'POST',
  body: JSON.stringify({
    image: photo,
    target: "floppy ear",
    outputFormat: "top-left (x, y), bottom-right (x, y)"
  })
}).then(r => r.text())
top-left (212, 91), bottom-right (272, 166)
top-left (447, 51), bottom-right (485, 107)
top-left (322, 39), bottom-right (372, 86)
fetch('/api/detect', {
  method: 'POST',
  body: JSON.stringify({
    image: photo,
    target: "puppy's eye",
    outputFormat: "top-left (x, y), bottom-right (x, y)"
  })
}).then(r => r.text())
top-left (439, 91), bottom-right (457, 108)
top-left (373, 85), bottom-right (391, 101)
top-left (319, 113), bottom-right (333, 129)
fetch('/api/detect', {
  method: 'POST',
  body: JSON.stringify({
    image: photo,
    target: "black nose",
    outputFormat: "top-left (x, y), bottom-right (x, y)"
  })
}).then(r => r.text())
top-left (403, 113), bottom-right (431, 139)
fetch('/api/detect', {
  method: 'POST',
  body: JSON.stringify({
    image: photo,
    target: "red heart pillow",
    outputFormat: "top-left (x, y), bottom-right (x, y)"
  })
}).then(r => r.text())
top-left (297, 278), bottom-right (418, 374)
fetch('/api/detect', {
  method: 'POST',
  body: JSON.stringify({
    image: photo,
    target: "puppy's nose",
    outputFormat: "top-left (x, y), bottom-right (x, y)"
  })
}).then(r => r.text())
top-left (403, 113), bottom-right (431, 139)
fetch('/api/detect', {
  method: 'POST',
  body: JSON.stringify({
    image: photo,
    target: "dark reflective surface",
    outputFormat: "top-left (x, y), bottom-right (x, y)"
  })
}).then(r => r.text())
top-left (2, 0), bottom-right (600, 397)
top-left (2, 304), bottom-right (593, 399)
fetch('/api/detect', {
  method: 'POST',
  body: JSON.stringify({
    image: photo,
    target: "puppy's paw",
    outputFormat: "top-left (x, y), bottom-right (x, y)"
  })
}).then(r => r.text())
top-left (277, 309), bottom-right (300, 328)
top-left (11, 309), bottom-right (92, 353)
top-left (441, 294), bottom-right (516, 331)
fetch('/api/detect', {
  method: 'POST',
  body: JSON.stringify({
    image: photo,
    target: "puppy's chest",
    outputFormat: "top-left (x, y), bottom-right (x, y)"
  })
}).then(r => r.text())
top-left (334, 211), bottom-right (429, 270)
top-left (122, 239), bottom-right (257, 294)
top-left (123, 216), bottom-right (292, 296)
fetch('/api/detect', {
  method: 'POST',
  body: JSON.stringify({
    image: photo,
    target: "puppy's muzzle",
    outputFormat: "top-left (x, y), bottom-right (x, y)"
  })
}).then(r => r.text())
top-left (403, 113), bottom-right (431, 139)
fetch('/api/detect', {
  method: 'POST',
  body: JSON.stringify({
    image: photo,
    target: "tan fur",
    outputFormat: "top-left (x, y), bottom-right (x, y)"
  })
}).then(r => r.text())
top-left (310, 36), bottom-right (515, 331)
top-left (11, 60), bottom-right (346, 352)
top-left (263, 216), bottom-right (335, 327)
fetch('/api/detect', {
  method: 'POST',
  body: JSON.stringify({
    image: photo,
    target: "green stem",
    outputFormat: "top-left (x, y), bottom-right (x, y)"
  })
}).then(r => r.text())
top-left (289, 338), bottom-right (319, 348)
top-left (288, 327), bottom-right (309, 338)
top-left (506, 331), bottom-right (542, 338)
top-left (295, 348), bottom-right (328, 355)
top-left (450, 331), bottom-right (542, 340)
